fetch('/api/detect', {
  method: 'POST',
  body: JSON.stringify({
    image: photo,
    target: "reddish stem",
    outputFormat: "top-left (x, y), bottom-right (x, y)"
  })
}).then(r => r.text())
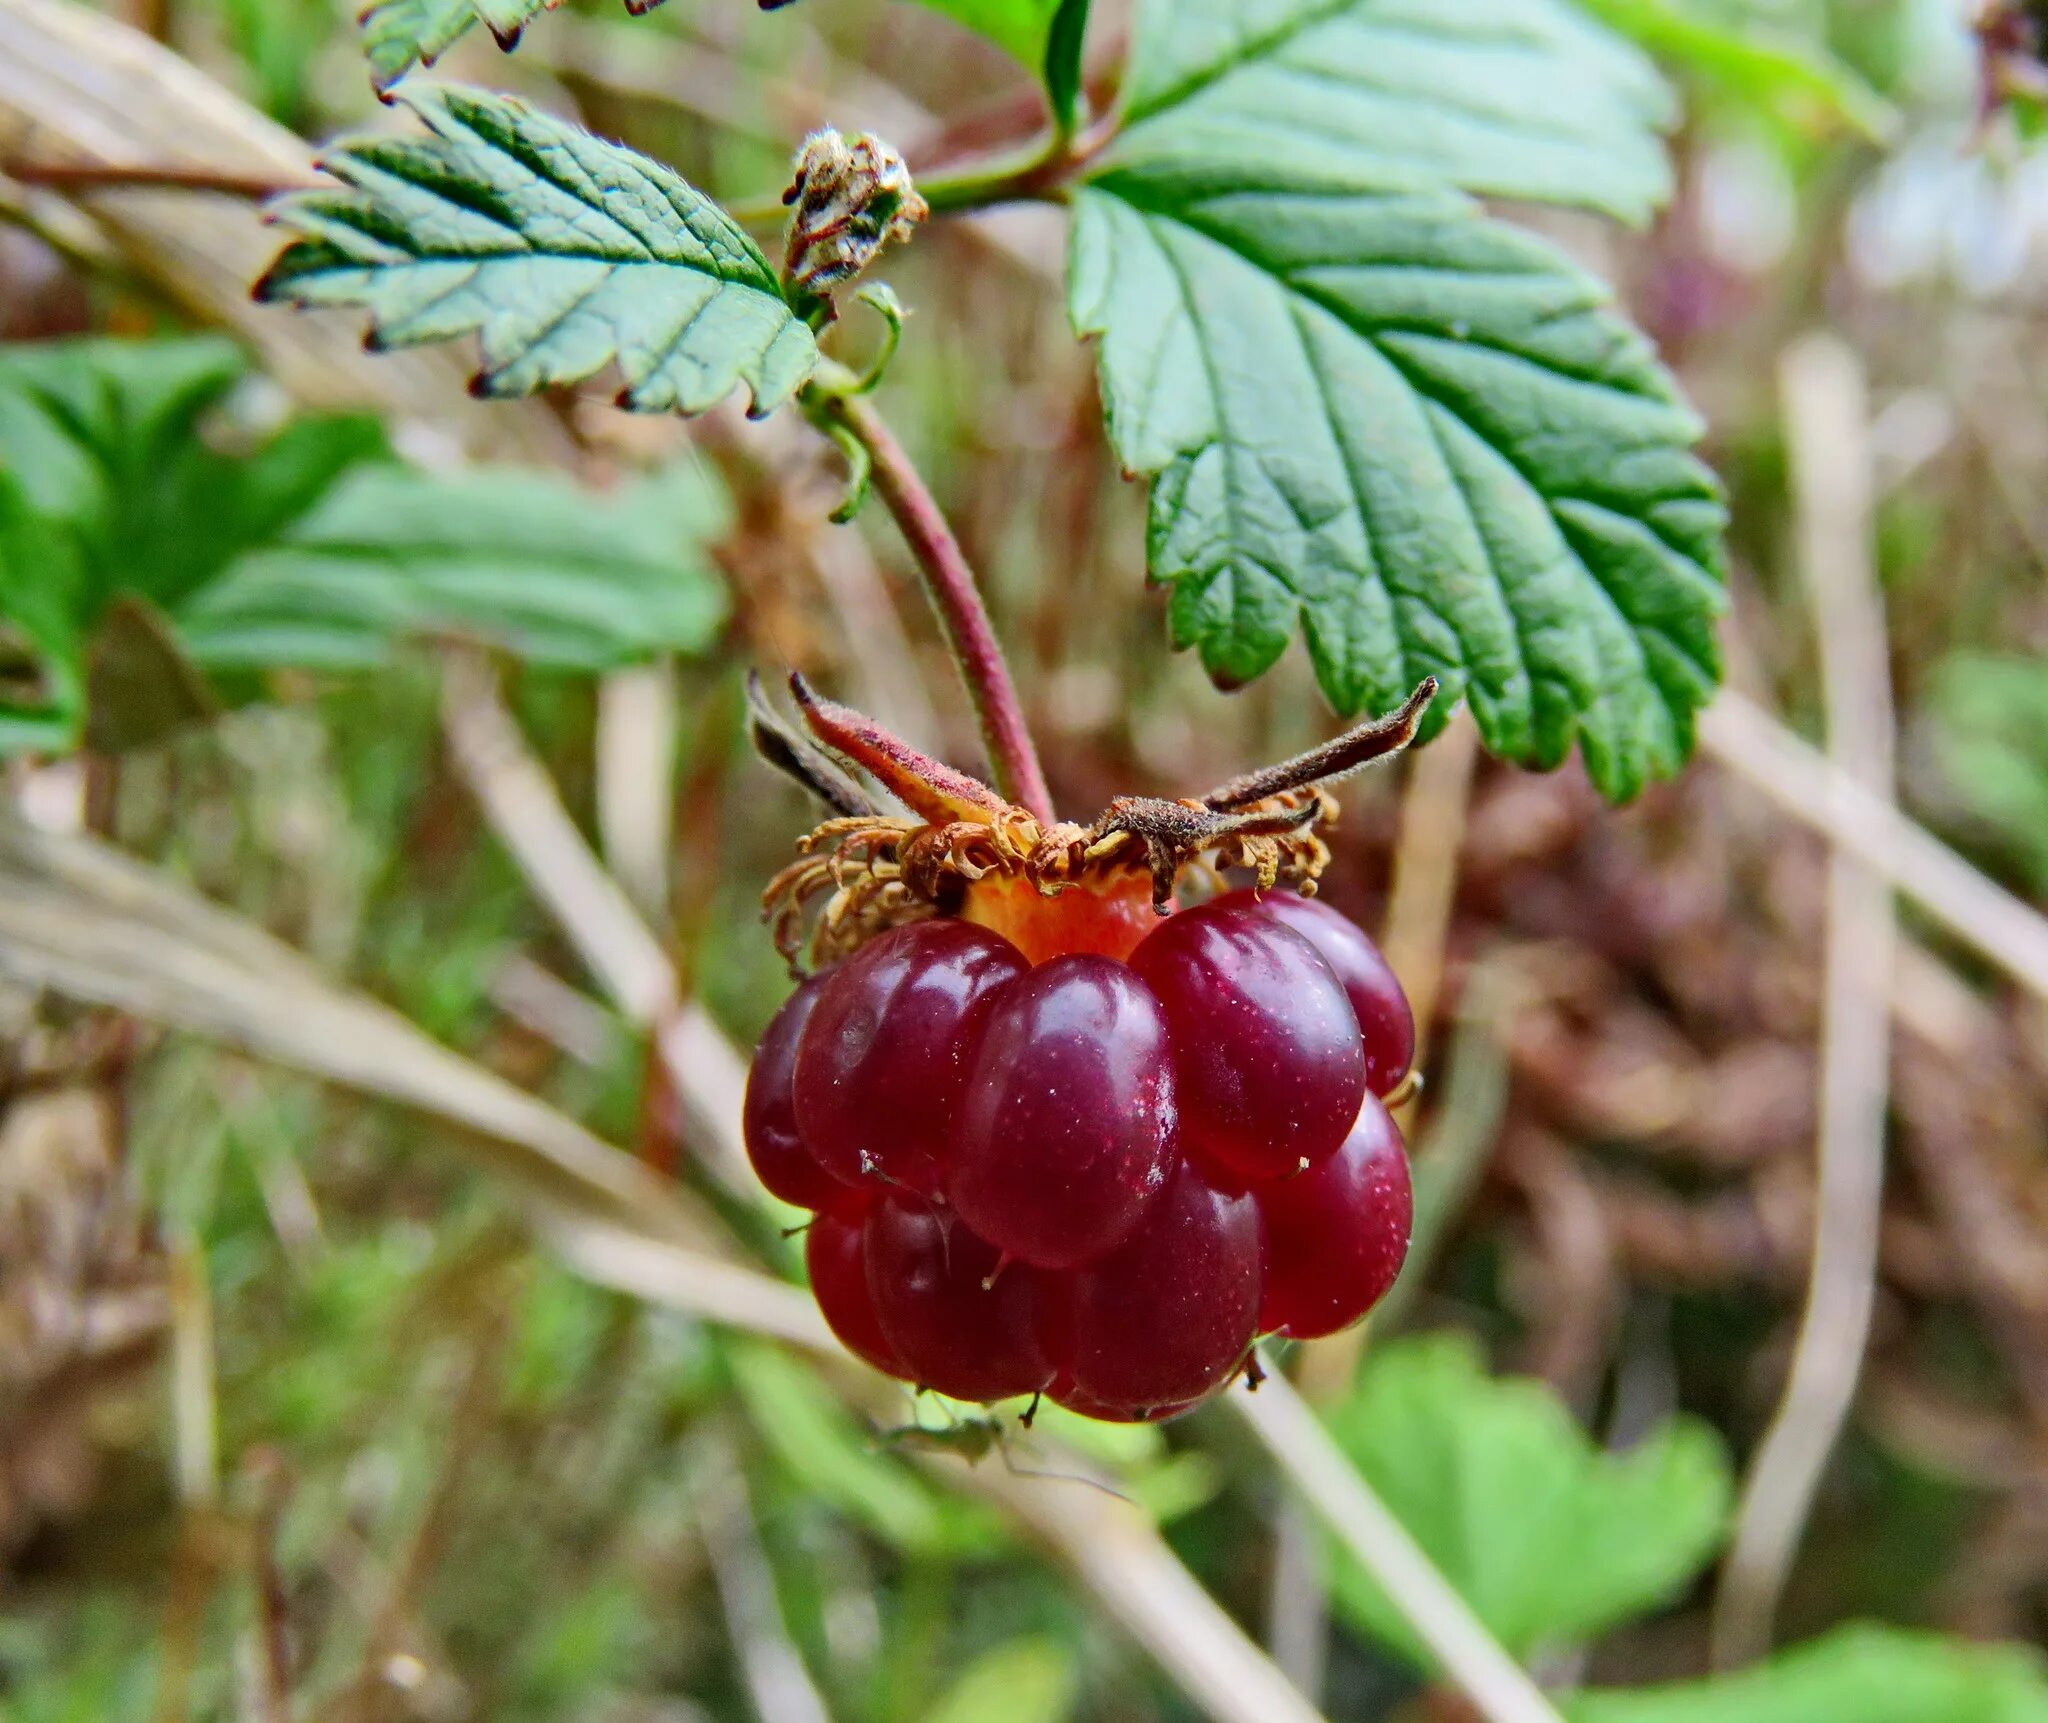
top-left (826, 392), bottom-right (1055, 825)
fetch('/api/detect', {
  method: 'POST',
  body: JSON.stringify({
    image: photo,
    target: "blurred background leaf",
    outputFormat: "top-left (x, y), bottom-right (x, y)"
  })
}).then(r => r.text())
top-left (1324, 1334), bottom-right (1733, 1668)
top-left (0, 336), bottom-right (730, 752)
top-left (1566, 1625), bottom-right (2048, 1722)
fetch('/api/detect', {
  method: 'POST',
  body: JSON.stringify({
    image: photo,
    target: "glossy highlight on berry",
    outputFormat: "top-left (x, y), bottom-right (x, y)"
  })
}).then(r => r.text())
top-left (795, 918), bottom-right (1027, 1193)
top-left (1130, 899), bottom-right (1367, 1184)
top-left (949, 955), bottom-right (1177, 1269)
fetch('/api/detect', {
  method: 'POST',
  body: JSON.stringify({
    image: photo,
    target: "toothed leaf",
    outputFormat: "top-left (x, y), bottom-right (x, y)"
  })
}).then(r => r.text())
top-left (359, 0), bottom-right (670, 91)
top-left (1070, 156), bottom-right (1725, 801)
top-left (257, 84), bottom-right (817, 419)
top-left (1114, 0), bottom-right (1677, 226)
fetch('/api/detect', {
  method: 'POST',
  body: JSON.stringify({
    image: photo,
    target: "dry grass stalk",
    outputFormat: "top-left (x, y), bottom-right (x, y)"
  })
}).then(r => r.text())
top-left (1714, 333), bottom-right (1896, 1668)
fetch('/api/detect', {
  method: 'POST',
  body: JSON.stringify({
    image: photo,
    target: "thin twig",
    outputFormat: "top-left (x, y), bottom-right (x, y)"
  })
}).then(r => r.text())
top-left (595, 663), bottom-right (679, 926)
top-left (1713, 333), bottom-right (1895, 1669)
top-left (1697, 694), bottom-right (2048, 1003)
top-left (817, 392), bottom-right (1055, 824)
top-left (2, 157), bottom-right (307, 196)
top-left (440, 650), bottom-right (756, 1199)
top-left (168, 1230), bottom-right (217, 1507)
top-left (1229, 1368), bottom-right (1566, 1723)
top-left (690, 1431), bottom-right (836, 1723)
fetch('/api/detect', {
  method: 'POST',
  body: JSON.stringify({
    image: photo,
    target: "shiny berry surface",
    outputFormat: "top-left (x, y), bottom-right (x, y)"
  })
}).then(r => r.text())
top-left (948, 956), bottom-right (1177, 1269)
top-left (1223, 888), bottom-right (1415, 1097)
top-left (865, 1198), bottom-right (1056, 1402)
top-left (743, 974), bottom-right (848, 1209)
top-left (1046, 1162), bottom-right (1261, 1416)
top-left (757, 879), bottom-right (1414, 1419)
top-left (1130, 899), bottom-right (1367, 1183)
top-left (804, 1201), bottom-right (905, 1380)
top-left (795, 919), bottom-right (1027, 1193)
top-left (1256, 1095), bottom-right (1412, 1340)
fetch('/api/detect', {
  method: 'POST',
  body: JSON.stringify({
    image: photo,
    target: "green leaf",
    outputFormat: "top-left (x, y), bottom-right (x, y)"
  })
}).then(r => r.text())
top-left (359, 0), bottom-right (669, 92)
top-left (1069, 157), bottom-right (1726, 800)
top-left (1573, 0), bottom-right (1898, 142)
top-left (0, 470), bottom-right (85, 753)
top-left (1323, 1334), bottom-right (1731, 1668)
top-left (0, 336), bottom-right (732, 755)
top-left (910, 0), bottom-right (1066, 74)
top-left (257, 84), bottom-right (817, 418)
top-left (727, 1343), bottom-right (981, 1555)
top-left (1924, 652), bottom-right (2048, 898)
top-left (1565, 1625), bottom-right (2048, 1723)
top-left (177, 464), bottom-right (729, 673)
top-left (1043, 0), bottom-right (1093, 133)
top-left (922, 1637), bottom-right (1079, 1723)
top-left (1112, 0), bottom-right (1677, 225)
top-left (0, 335), bottom-right (385, 618)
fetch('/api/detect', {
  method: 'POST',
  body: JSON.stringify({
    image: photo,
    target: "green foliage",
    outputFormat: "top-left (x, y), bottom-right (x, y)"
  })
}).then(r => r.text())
top-left (1069, 158), bottom-right (1727, 799)
top-left (257, 85), bottom-right (817, 417)
top-left (359, 0), bottom-right (667, 91)
top-left (1323, 1334), bottom-right (1732, 1668)
top-left (1043, 0), bottom-right (1093, 132)
top-left (914, 0), bottom-right (1071, 79)
top-left (0, 336), bottom-right (729, 753)
top-left (1924, 651), bottom-right (2048, 895)
top-left (922, 1635), bottom-right (1080, 1723)
top-left (1110, 0), bottom-right (1677, 224)
top-left (0, 470), bottom-right (86, 752)
top-left (728, 1342), bottom-right (993, 1554)
top-left (1574, 0), bottom-right (1898, 139)
top-left (1566, 1625), bottom-right (2048, 1723)
top-left (178, 463), bottom-right (728, 672)
top-left (1068, 0), bottom-right (1728, 797)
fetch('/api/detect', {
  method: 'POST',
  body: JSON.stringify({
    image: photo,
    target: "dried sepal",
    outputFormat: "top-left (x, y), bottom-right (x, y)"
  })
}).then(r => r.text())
top-left (760, 679), bottom-right (1436, 970)
top-left (781, 130), bottom-right (929, 317)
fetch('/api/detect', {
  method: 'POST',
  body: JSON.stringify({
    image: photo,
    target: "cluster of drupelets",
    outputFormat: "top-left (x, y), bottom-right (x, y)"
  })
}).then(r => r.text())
top-left (745, 886), bottom-right (1416, 1423)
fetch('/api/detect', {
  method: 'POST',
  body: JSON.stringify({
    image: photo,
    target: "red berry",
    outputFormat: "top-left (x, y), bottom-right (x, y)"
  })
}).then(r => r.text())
top-left (805, 1201), bottom-right (907, 1379)
top-left (949, 956), bottom-right (1178, 1269)
top-left (1050, 1388), bottom-right (1197, 1425)
top-left (1045, 1161), bottom-right (1261, 1416)
top-left (1256, 1095), bottom-right (1412, 1340)
top-left (1130, 899), bottom-right (1366, 1183)
top-left (1223, 888), bottom-right (1415, 1097)
top-left (865, 1198), bottom-right (1055, 1402)
top-left (743, 975), bottom-right (851, 1209)
top-left (796, 920), bottom-right (1028, 1194)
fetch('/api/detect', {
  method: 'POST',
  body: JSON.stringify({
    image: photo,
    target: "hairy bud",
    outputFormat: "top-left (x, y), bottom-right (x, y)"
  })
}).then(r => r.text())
top-left (781, 129), bottom-right (928, 314)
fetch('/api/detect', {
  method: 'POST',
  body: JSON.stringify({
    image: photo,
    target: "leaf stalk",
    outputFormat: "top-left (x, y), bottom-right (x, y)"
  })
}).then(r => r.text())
top-left (803, 389), bottom-right (1054, 825)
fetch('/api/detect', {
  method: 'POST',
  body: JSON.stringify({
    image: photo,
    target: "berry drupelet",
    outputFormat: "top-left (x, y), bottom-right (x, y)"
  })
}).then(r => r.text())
top-left (742, 673), bottom-right (1433, 1422)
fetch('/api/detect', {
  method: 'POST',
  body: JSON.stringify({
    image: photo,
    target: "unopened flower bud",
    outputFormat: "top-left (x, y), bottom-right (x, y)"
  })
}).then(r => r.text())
top-left (781, 129), bottom-right (928, 315)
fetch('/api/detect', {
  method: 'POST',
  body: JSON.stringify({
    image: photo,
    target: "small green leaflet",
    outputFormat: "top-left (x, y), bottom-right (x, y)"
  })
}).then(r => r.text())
top-left (1321, 1335), bottom-right (1731, 1668)
top-left (1070, 159), bottom-right (1725, 800)
top-left (359, 0), bottom-right (668, 92)
top-left (257, 85), bottom-right (817, 418)
top-left (1112, 0), bottom-right (1677, 227)
top-left (1565, 1625), bottom-right (2048, 1723)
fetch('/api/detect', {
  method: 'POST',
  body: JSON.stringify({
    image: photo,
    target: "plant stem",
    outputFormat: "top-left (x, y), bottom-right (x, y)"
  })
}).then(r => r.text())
top-left (2, 159), bottom-right (311, 197)
top-left (812, 390), bottom-right (1055, 824)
